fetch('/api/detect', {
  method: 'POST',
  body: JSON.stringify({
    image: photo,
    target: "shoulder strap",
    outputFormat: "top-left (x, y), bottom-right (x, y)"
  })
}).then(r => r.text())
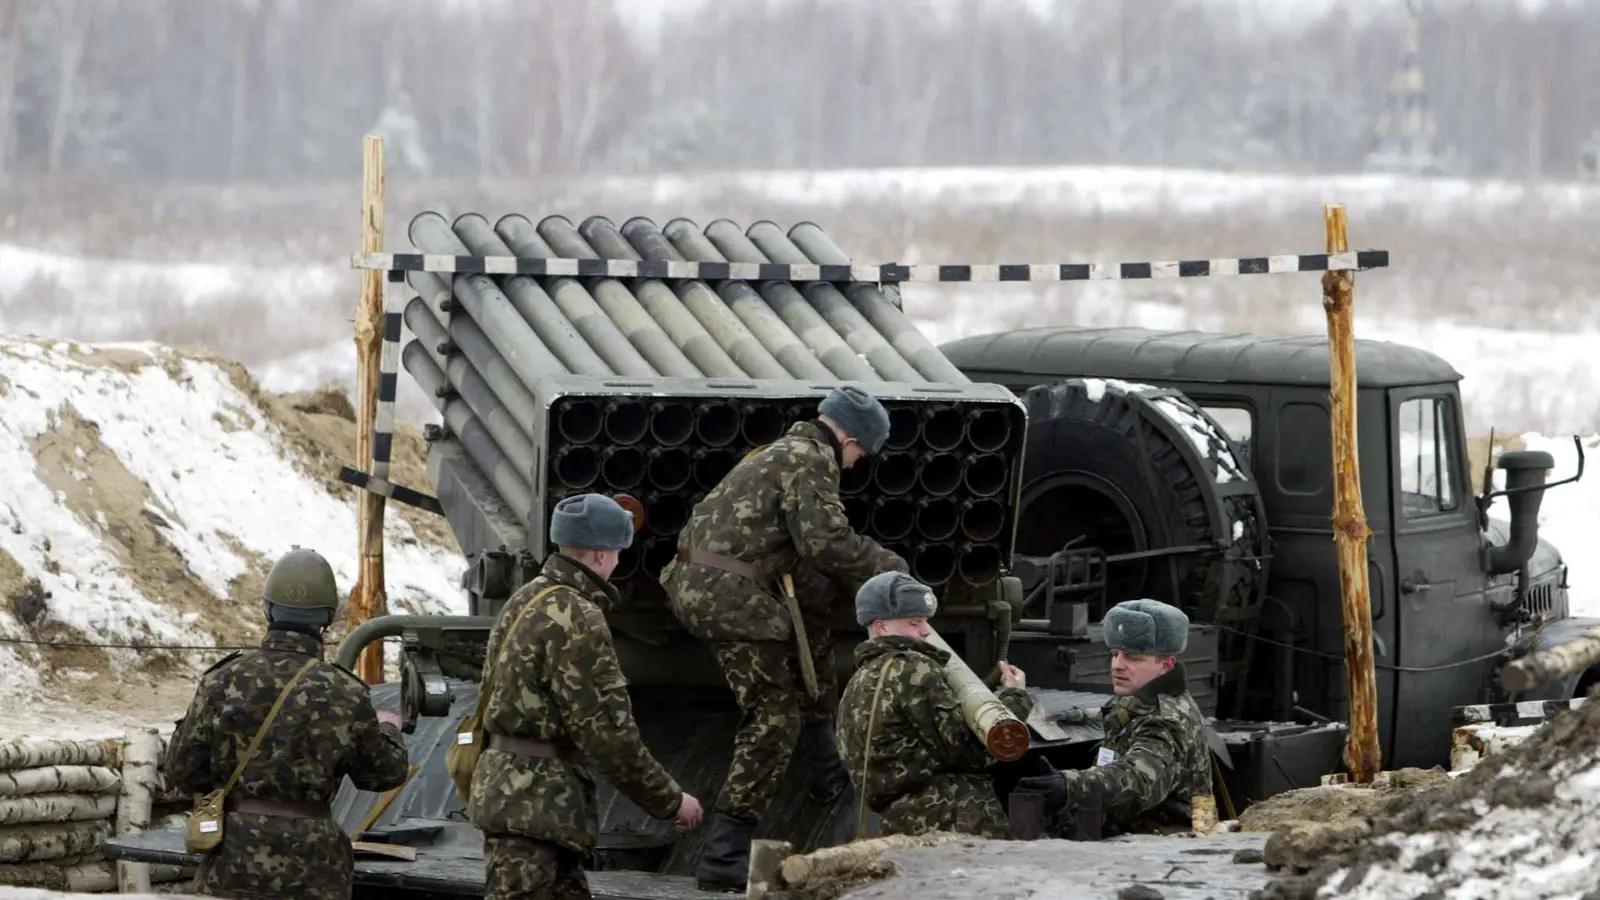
top-left (219, 658), bottom-right (317, 798)
top-left (477, 585), bottom-right (564, 721)
top-left (854, 657), bottom-right (899, 840)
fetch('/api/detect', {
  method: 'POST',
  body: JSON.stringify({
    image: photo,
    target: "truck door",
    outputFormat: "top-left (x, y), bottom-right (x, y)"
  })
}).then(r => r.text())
top-left (1388, 386), bottom-right (1495, 768)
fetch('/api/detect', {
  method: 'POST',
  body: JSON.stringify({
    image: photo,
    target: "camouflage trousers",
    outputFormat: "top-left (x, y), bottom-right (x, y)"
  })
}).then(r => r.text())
top-left (190, 813), bottom-right (354, 900)
top-left (709, 632), bottom-right (836, 819)
top-left (880, 773), bottom-right (1009, 840)
top-left (484, 834), bottom-right (591, 900)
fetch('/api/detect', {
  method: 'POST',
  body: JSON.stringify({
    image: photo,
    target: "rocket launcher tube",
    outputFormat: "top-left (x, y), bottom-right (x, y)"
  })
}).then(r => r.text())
top-left (404, 295), bottom-right (541, 437)
top-left (662, 218), bottom-right (835, 381)
top-left (921, 628), bottom-right (1031, 762)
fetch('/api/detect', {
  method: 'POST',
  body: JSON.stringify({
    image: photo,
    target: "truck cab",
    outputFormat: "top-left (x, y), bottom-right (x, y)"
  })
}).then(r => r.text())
top-left (938, 324), bottom-right (1579, 770)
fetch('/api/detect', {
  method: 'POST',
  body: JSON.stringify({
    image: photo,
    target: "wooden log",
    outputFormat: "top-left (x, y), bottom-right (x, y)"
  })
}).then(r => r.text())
top-left (921, 629), bottom-right (1030, 761)
top-left (1321, 203), bottom-right (1382, 786)
top-left (0, 821), bottom-right (111, 864)
top-left (0, 859), bottom-right (187, 891)
top-left (0, 768), bottom-right (119, 798)
top-left (1499, 628), bottom-right (1600, 692)
top-left (350, 132), bottom-right (389, 685)
top-left (747, 838), bottom-right (795, 900)
top-left (777, 832), bottom-right (968, 888)
top-left (0, 794), bottom-right (116, 826)
top-left (117, 727), bottom-right (161, 893)
top-left (0, 740), bottom-right (118, 772)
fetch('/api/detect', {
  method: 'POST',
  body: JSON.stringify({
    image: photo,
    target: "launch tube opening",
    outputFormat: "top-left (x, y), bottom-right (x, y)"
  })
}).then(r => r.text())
top-left (555, 446), bottom-right (600, 489)
top-left (914, 544), bottom-right (957, 585)
top-left (649, 403), bottom-right (694, 447)
top-left (647, 447), bottom-right (693, 491)
top-left (958, 544), bottom-right (1003, 586)
top-left (919, 453), bottom-right (963, 497)
top-left (839, 458), bottom-right (873, 495)
top-left (558, 400), bottom-right (604, 444)
top-left (874, 453), bottom-right (917, 496)
top-left (844, 496), bottom-right (872, 531)
top-left (966, 408), bottom-right (1012, 453)
top-left (645, 493), bottom-right (691, 536)
top-left (885, 407), bottom-right (920, 450)
top-left (923, 407), bottom-right (965, 452)
top-left (696, 402), bottom-right (740, 447)
top-left (693, 449), bottom-right (736, 489)
top-left (602, 446), bottom-right (646, 490)
top-left (613, 544), bottom-right (643, 580)
top-left (965, 453), bottom-right (1008, 497)
top-left (604, 400), bottom-right (649, 445)
top-left (644, 539), bottom-right (676, 576)
top-left (915, 498), bottom-right (961, 542)
top-left (740, 405), bottom-right (786, 446)
top-left (961, 499), bottom-right (1006, 542)
top-left (872, 498), bottom-right (915, 541)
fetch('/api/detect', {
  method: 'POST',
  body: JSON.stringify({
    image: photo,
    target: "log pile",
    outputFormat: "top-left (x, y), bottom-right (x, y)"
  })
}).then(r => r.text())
top-left (0, 733), bottom-right (192, 893)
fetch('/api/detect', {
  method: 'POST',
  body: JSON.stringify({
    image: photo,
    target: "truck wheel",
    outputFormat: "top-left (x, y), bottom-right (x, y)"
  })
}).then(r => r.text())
top-left (1015, 378), bottom-right (1268, 625)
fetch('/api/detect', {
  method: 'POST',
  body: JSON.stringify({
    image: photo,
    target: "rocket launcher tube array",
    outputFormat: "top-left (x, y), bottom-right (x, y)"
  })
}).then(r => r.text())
top-left (922, 627), bottom-right (1031, 762)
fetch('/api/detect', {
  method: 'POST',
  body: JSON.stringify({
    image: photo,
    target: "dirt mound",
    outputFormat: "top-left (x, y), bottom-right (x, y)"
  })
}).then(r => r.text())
top-left (1235, 767), bottom-right (1452, 834)
top-left (1256, 694), bottom-right (1600, 899)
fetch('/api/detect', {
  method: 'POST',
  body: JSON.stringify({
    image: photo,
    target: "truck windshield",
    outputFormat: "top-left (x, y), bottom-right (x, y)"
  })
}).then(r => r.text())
top-left (1398, 396), bottom-right (1459, 518)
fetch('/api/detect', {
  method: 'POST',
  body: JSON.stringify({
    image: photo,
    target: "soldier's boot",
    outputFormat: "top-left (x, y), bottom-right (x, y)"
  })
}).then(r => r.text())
top-left (695, 812), bottom-right (757, 893)
top-left (798, 722), bottom-right (850, 805)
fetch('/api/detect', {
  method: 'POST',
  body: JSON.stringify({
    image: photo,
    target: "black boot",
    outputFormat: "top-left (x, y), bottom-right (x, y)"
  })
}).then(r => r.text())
top-left (695, 812), bottom-right (757, 893)
top-left (798, 722), bottom-right (851, 805)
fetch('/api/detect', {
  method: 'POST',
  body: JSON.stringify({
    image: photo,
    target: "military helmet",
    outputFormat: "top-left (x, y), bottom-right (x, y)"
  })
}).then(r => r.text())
top-left (263, 547), bottom-right (339, 610)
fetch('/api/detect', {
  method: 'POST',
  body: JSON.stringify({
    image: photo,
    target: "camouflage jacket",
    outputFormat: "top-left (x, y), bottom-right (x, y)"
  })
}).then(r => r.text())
top-left (836, 636), bottom-right (1034, 838)
top-left (468, 553), bottom-right (682, 853)
top-left (163, 627), bottom-right (409, 900)
top-left (1060, 662), bottom-right (1211, 836)
top-left (661, 420), bottom-right (907, 642)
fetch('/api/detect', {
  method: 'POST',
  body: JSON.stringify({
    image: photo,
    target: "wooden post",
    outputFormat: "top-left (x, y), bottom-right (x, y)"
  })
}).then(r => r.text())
top-left (352, 135), bottom-right (387, 684)
top-left (1322, 203), bottom-right (1381, 784)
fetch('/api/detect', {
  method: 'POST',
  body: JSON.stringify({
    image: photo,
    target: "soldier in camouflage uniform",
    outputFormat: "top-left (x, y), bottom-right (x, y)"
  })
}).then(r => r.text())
top-left (469, 493), bottom-right (703, 900)
top-left (1016, 598), bottom-right (1211, 837)
top-left (163, 547), bottom-right (411, 900)
top-left (836, 572), bottom-right (1031, 839)
top-left (659, 385), bottom-right (908, 891)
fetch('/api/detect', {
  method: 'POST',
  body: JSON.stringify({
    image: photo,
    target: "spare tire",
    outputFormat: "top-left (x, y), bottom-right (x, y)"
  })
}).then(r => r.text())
top-left (1014, 378), bottom-right (1268, 628)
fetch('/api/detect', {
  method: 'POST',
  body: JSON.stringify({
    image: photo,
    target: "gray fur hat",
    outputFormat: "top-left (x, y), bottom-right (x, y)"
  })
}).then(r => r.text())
top-left (819, 386), bottom-right (891, 456)
top-left (856, 572), bottom-right (938, 626)
top-left (549, 493), bottom-right (635, 551)
top-left (1103, 599), bottom-right (1189, 656)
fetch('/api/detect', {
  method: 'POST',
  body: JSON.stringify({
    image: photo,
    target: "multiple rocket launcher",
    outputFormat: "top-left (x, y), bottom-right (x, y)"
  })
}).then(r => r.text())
top-left (400, 211), bottom-right (1029, 600)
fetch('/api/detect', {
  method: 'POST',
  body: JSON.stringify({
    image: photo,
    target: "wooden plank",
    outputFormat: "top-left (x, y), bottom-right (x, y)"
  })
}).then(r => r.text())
top-left (1322, 203), bottom-right (1382, 785)
top-left (352, 133), bottom-right (388, 684)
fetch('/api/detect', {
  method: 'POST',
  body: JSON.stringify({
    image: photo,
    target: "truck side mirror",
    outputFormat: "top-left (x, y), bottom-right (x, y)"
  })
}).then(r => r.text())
top-left (1485, 450), bottom-right (1555, 576)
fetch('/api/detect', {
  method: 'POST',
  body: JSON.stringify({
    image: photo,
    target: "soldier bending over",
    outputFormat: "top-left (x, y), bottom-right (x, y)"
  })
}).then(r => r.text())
top-left (469, 493), bottom-right (703, 900)
top-left (164, 547), bottom-right (410, 900)
top-left (835, 572), bottom-right (1031, 838)
top-left (1016, 598), bottom-right (1211, 837)
top-left (661, 385), bottom-right (908, 891)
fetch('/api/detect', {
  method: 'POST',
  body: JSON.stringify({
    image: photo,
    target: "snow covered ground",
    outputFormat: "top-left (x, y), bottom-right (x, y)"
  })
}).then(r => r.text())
top-left (0, 337), bottom-right (461, 732)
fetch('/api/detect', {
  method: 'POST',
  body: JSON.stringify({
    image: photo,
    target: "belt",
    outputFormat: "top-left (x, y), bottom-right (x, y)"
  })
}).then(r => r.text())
top-left (226, 797), bottom-right (330, 820)
top-left (676, 548), bottom-right (774, 590)
top-left (487, 733), bottom-right (571, 761)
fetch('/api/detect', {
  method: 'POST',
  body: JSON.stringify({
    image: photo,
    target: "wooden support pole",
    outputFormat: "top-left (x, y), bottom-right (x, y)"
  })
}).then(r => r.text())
top-left (352, 134), bottom-right (388, 684)
top-left (1322, 203), bottom-right (1381, 784)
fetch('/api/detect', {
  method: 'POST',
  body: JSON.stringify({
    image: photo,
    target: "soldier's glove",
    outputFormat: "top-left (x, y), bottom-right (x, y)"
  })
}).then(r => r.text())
top-left (1015, 773), bottom-right (1069, 811)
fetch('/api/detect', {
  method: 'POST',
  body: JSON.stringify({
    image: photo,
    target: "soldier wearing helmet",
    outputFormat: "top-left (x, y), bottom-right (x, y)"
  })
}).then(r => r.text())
top-left (659, 385), bottom-right (909, 891)
top-left (1013, 598), bottom-right (1211, 838)
top-left (162, 547), bottom-right (410, 900)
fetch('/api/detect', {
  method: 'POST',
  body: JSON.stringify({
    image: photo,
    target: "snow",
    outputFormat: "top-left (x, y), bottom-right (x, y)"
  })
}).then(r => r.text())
top-left (0, 338), bottom-right (463, 710)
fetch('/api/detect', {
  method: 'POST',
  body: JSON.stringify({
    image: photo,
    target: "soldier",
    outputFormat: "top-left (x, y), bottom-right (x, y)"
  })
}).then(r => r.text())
top-left (835, 572), bottom-right (1031, 839)
top-left (1014, 598), bottom-right (1211, 837)
top-left (163, 547), bottom-right (411, 900)
top-left (469, 493), bottom-right (703, 900)
top-left (659, 385), bottom-right (908, 892)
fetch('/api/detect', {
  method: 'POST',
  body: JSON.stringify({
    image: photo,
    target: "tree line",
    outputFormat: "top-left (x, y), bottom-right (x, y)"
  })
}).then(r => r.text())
top-left (0, 0), bottom-right (1594, 183)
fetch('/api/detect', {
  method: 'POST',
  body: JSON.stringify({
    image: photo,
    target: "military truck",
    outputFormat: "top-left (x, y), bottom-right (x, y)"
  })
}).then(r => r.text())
top-left (103, 213), bottom-right (1590, 899)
